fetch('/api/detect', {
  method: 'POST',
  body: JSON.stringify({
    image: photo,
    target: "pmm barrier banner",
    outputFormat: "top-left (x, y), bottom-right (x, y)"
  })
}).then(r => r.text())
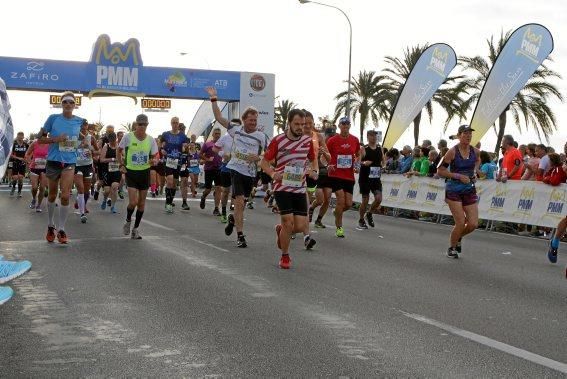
top-left (470, 24), bottom-right (554, 146)
top-left (0, 77), bottom-right (14, 178)
top-left (382, 43), bottom-right (457, 149)
top-left (353, 175), bottom-right (566, 228)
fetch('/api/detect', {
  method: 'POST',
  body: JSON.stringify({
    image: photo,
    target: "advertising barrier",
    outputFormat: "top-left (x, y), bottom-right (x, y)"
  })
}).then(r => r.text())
top-left (353, 175), bottom-right (566, 228)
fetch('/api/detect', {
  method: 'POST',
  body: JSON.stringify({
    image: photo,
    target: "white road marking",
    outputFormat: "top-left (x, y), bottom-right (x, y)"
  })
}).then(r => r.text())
top-left (401, 310), bottom-right (567, 374)
top-left (501, 251), bottom-right (512, 255)
top-left (0, 235), bottom-right (161, 246)
top-left (184, 236), bottom-right (230, 253)
top-left (140, 219), bottom-right (175, 231)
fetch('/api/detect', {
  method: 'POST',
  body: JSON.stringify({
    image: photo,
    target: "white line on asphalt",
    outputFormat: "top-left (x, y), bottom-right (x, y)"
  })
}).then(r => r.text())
top-left (140, 219), bottom-right (175, 231)
top-left (400, 310), bottom-right (567, 374)
top-left (183, 236), bottom-right (230, 253)
top-left (0, 235), bottom-right (161, 246)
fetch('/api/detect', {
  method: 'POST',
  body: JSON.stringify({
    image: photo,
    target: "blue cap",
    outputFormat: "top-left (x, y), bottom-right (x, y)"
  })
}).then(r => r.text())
top-left (339, 116), bottom-right (351, 125)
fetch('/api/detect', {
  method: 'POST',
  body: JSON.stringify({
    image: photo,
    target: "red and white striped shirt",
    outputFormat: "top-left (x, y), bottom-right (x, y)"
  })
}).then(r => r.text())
top-left (264, 133), bottom-right (315, 193)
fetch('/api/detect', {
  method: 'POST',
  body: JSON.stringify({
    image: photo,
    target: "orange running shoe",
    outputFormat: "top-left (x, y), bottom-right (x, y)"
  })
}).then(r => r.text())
top-left (279, 254), bottom-right (291, 270)
top-left (46, 226), bottom-right (56, 243)
top-left (56, 230), bottom-right (68, 244)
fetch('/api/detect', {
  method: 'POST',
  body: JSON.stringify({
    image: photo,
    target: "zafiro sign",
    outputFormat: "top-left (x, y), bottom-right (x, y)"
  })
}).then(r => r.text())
top-left (0, 34), bottom-right (276, 137)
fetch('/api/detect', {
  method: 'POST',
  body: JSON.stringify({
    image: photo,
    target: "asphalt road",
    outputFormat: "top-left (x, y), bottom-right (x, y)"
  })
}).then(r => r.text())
top-left (1, 186), bottom-right (566, 377)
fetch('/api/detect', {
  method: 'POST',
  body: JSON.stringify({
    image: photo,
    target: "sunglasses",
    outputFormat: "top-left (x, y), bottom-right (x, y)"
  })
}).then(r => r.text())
top-left (137, 123), bottom-right (148, 126)
top-left (62, 100), bottom-right (75, 105)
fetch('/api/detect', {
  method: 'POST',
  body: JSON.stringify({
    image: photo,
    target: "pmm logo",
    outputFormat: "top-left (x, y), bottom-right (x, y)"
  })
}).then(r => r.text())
top-left (250, 74), bottom-right (265, 92)
top-left (91, 35), bottom-right (142, 88)
top-left (547, 188), bottom-right (566, 215)
top-left (517, 186), bottom-right (535, 211)
top-left (427, 46), bottom-right (448, 76)
top-left (517, 26), bottom-right (543, 63)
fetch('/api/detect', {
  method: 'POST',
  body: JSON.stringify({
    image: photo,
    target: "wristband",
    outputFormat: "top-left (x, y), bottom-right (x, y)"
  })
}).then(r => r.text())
top-left (210, 97), bottom-right (218, 103)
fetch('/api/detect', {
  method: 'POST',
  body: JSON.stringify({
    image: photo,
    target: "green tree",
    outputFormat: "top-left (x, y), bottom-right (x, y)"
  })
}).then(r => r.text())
top-left (383, 44), bottom-right (467, 147)
top-left (274, 99), bottom-right (297, 133)
top-left (459, 30), bottom-right (563, 153)
top-left (334, 70), bottom-right (391, 144)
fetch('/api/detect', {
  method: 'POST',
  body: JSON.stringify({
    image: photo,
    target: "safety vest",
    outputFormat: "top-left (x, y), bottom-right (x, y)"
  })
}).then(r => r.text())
top-left (126, 133), bottom-right (152, 171)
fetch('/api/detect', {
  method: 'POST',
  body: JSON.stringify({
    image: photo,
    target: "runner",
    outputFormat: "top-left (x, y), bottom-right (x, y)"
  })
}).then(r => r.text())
top-left (326, 117), bottom-right (361, 238)
top-left (161, 117), bottom-right (188, 213)
top-left (24, 134), bottom-right (49, 212)
top-left (117, 114), bottom-right (159, 239)
top-left (213, 123), bottom-right (238, 223)
top-left (94, 125), bottom-right (115, 201)
top-left (206, 87), bottom-right (268, 248)
top-left (548, 216), bottom-right (567, 266)
top-left (260, 109), bottom-right (318, 269)
top-left (149, 136), bottom-right (165, 198)
top-left (357, 129), bottom-right (384, 229)
top-left (178, 143), bottom-right (191, 210)
top-left (74, 120), bottom-right (97, 223)
top-left (38, 91), bottom-right (85, 244)
top-left (436, 125), bottom-right (481, 258)
top-left (199, 127), bottom-right (222, 215)
top-left (99, 132), bottom-right (121, 214)
top-left (9, 131), bottom-right (28, 197)
top-left (187, 142), bottom-right (201, 201)
top-left (309, 124), bottom-right (333, 228)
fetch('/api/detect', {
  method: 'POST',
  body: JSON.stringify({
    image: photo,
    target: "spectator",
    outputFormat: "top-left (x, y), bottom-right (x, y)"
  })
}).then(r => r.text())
top-left (399, 145), bottom-right (413, 174)
top-left (521, 143), bottom-right (540, 180)
top-left (518, 144), bottom-right (527, 159)
top-left (439, 146), bottom-right (449, 160)
top-left (536, 144), bottom-right (549, 181)
top-left (437, 139), bottom-right (447, 151)
top-left (542, 153), bottom-right (567, 186)
top-left (427, 150), bottom-right (439, 177)
top-left (497, 135), bottom-right (524, 182)
top-left (479, 151), bottom-right (497, 179)
top-left (385, 148), bottom-right (400, 173)
top-left (406, 147), bottom-right (428, 177)
top-left (421, 139), bottom-right (432, 149)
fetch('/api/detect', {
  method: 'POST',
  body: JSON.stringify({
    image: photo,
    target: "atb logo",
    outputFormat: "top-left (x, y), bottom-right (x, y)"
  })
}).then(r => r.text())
top-left (250, 74), bottom-right (265, 92)
top-left (516, 26), bottom-right (543, 64)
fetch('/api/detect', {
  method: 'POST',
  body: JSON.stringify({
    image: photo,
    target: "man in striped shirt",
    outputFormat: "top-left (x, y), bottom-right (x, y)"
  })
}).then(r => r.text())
top-left (260, 109), bottom-right (319, 269)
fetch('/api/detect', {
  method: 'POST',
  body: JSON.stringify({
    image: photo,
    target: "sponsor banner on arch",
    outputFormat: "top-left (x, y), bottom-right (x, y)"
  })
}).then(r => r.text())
top-left (353, 175), bottom-right (566, 228)
top-left (470, 24), bottom-right (554, 146)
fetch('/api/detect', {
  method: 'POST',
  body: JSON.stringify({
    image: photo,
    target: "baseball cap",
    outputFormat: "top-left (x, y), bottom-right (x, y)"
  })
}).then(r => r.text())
top-left (136, 114), bottom-right (149, 124)
top-left (338, 116), bottom-right (351, 125)
top-left (457, 125), bottom-right (474, 134)
top-left (367, 129), bottom-right (379, 135)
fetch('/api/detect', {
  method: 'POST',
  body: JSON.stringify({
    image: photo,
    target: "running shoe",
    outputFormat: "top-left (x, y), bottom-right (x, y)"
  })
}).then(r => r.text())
top-left (247, 201), bottom-right (254, 210)
top-left (335, 227), bottom-right (345, 238)
top-left (9, 187), bottom-right (15, 197)
top-left (365, 212), bottom-right (375, 228)
top-left (0, 286), bottom-right (14, 305)
top-left (279, 254), bottom-right (291, 270)
top-left (165, 204), bottom-right (173, 214)
top-left (46, 226), bottom-right (56, 243)
top-left (446, 247), bottom-right (459, 259)
top-left (57, 230), bottom-right (68, 244)
top-left (29, 199), bottom-right (36, 209)
top-left (200, 196), bottom-right (206, 209)
top-left (0, 260), bottom-right (32, 284)
top-left (220, 215), bottom-right (228, 224)
top-left (275, 224), bottom-right (282, 250)
top-left (35, 206), bottom-right (42, 213)
top-left (308, 207), bottom-right (314, 223)
top-left (357, 220), bottom-right (368, 230)
top-left (314, 220), bottom-right (326, 229)
top-left (123, 221), bottom-right (131, 236)
top-left (101, 200), bottom-right (107, 210)
top-left (237, 235), bottom-right (247, 248)
top-left (225, 214), bottom-right (235, 236)
top-left (131, 228), bottom-right (142, 240)
top-left (110, 206), bottom-right (118, 214)
top-left (181, 202), bottom-right (190, 211)
top-left (548, 241), bottom-right (558, 264)
top-left (212, 208), bottom-right (221, 216)
top-left (304, 236), bottom-right (316, 250)
top-left (93, 191), bottom-right (99, 201)
top-left (80, 214), bottom-right (87, 223)
top-left (17, 191), bottom-right (22, 198)
top-left (456, 238), bottom-right (462, 254)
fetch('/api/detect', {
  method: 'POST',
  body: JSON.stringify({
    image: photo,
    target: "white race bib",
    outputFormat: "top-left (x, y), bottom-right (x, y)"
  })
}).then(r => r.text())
top-left (337, 155), bottom-right (352, 169)
top-left (34, 158), bottom-right (47, 169)
top-left (59, 137), bottom-right (78, 153)
top-left (190, 159), bottom-right (199, 167)
top-left (166, 157), bottom-right (178, 169)
top-left (282, 165), bottom-right (304, 188)
top-left (369, 166), bottom-right (381, 179)
top-left (108, 162), bottom-right (120, 172)
top-left (131, 152), bottom-right (148, 166)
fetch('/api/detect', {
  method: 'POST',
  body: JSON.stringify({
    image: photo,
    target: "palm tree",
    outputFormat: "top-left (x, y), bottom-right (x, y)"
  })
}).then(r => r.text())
top-left (459, 30), bottom-right (563, 154)
top-left (334, 70), bottom-right (391, 144)
top-left (383, 44), bottom-right (467, 147)
top-left (274, 99), bottom-right (297, 133)
top-left (121, 122), bottom-right (135, 132)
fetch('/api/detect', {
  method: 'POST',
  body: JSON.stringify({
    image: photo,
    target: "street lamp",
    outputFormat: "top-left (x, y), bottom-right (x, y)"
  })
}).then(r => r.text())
top-left (299, 0), bottom-right (352, 119)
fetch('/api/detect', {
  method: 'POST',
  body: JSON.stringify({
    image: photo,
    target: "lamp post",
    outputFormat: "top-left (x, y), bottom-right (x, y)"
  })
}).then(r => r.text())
top-left (298, 0), bottom-right (352, 119)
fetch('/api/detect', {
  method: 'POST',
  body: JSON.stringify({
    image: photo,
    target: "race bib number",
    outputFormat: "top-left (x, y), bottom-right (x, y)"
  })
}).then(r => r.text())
top-left (34, 158), bottom-right (47, 169)
top-left (108, 162), bottom-right (120, 172)
top-left (131, 152), bottom-right (149, 166)
top-left (282, 165), bottom-right (304, 188)
top-left (233, 149), bottom-right (249, 164)
top-left (190, 159), bottom-right (199, 167)
top-left (337, 155), bottom-right (352, 169)
top-left (59, 137), bottom-right (78, 153)
top-left (77, 148), bottom-right (91, 160)
top-left (166, 157), bottom-right (178, 169)
top-left (369, 166), bottom-right (381, 179)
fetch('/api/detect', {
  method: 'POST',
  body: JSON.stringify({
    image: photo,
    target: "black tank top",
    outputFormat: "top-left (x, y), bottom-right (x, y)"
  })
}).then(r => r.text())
top-left (360, 145), bottom-right (383, 180)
